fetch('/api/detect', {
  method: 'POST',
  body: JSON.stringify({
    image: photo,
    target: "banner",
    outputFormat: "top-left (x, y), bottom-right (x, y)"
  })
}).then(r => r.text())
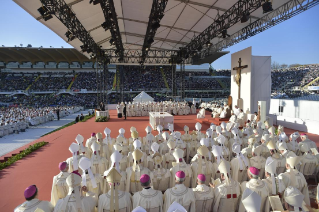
top-left (308, 86), bottom-right (319, 90)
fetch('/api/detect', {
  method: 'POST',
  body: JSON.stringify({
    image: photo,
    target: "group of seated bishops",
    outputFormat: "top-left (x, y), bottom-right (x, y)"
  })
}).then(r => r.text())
top-left (14, 119), bottom-right (319, 212)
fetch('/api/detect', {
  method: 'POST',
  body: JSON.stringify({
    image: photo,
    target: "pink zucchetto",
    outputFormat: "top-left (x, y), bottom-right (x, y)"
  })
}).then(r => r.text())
top-left (175, 171), bottom-right (185, 179)
top-left (249, 167), bottom-right (260, 176)
top-left (197, 174), bottom-right (206, 182)
top-left (24, 185), bottom-right (37, 199)
top-left (91, 132), bottom-right (96, 137)
top-left (59, 162), bottom-right (67, 171)
top-left (72, 170), bottom-right (82, 177)
top-left (140, 174), bottom-right (150, 183)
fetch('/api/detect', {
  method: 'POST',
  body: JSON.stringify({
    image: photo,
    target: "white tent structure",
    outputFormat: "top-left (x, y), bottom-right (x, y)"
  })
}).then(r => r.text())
top-left (133, 91), bottom-right (154, 103)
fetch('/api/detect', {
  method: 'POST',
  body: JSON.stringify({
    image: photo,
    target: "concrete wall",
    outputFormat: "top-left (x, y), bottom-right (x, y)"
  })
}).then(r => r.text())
top-left (269, 99), bottom-right (319, 135)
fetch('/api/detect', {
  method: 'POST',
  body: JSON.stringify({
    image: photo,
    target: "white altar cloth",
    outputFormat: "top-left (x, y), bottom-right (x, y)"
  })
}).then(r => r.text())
top-left (96, 110), bottom-right (109, 118)
top-left (149, 112), bottom-right (174, 130)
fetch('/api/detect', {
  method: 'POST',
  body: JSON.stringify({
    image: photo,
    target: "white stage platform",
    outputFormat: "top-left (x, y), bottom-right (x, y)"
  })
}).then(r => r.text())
top-left (149, 112), bottom-right (174, 130)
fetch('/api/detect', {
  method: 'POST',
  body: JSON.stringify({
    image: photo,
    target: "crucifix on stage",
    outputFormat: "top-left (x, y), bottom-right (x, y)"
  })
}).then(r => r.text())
top-left (233, 58), bottom-right (248, 100)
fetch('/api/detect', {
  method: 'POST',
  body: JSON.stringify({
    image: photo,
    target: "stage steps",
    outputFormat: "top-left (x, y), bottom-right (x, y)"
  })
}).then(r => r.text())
top-left (195, 117), bottom-right (230, 126)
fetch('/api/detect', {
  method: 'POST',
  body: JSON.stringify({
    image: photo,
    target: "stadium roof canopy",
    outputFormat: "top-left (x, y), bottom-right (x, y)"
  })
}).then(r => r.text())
top-left (12, 0), bottom-right (319, 65)
top-left (0, 47), bottom-right (89, 64)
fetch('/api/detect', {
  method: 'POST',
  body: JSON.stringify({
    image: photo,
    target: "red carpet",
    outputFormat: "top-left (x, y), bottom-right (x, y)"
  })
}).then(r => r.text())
top-left (0, 110), bottom-right (318, 211)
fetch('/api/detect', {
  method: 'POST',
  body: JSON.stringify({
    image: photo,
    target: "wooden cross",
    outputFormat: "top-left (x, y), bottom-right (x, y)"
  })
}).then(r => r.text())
top-left (232, 58), bottom-right (248, 99)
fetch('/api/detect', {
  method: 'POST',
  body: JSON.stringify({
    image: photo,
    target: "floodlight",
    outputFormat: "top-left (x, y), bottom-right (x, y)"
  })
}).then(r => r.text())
top-left (37, 6), bottom-right (53, 21)
top-left (241, 12), bottom-right (250, 23)
top-left (262, 1), bottom-right (273, 13)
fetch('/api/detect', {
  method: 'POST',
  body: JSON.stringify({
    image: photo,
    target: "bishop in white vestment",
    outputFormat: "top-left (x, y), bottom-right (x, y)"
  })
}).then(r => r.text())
top-left (50, 162), bottom-right (70, 206)
top-left (133, 174), bottom-right (163, 212)
top-left (163, 171), bottom-right (196, 212)
top-left (192, 174), bottom-right (214, 212)
top-left (15, 185), bottom-right (54, 212)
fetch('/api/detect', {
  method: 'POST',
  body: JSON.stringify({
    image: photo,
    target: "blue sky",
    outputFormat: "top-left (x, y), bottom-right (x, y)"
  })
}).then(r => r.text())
top-left (1, 0), bottom-right (319, 69)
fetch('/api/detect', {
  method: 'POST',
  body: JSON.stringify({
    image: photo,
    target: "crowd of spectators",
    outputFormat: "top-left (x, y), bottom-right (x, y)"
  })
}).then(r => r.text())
top-left (0, 73), bottom-right (37, 91)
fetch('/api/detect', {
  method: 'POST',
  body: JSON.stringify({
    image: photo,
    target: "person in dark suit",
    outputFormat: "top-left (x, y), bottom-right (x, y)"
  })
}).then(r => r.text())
top-left (75, 115), bottom-right (80, 123)
top-left (80, 113), bottom-right (84, 121)
top-left (123, 104), bottom-right (127, 120)
top-left (100, 102), bottom-right (105, 111)
top-left (56, 107), bottom-right (60, 120)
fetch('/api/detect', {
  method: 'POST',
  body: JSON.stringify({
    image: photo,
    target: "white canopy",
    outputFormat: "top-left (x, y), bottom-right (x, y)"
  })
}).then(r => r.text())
top-left (133, 91), bottom-right (154, 103)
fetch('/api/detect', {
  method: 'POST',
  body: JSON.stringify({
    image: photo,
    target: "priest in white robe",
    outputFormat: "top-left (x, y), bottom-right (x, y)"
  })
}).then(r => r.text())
top-left (126, 149), bottom-right (152, 193)
top-left (159, 132), bottom-right (170, 155)
top-left (98, 168), bottom-right (132, 212)
top-left (278, 141), bottom-right (297, 159)
top-left (299, 133), bottom-right (317, 150)
top-left (191, 145), bottom-right (214, 186)
top-left (163, 171), bottom-right (196, 212)
top-left (90, 142), bottom-right (108, 175)
top-left (192, 174), bottom-right (214, 212)
top-left (170, 148), bottom-right (193, 188)
top-left (15, 185), bottom-right (54, 212)
top-left (283, 186), bottom-right (307, 212)
top-left (143, 126), bottom-right (156, 155)
top-left (241, 188), bottom-right (262, 212)
top-left (54, 172), bottom-right (97, 212)
top-left (104, 127), bottom-right (116, 153)
top-left (299, 143), bottom-right (319, 176)
top-left (75, 134), bottom-right (91, 158)
top-left (151, 153), bottom-right (170, 192)
top-left (278, 156), bottom-right (310, 205)
top-left (66, 143), bottom-right (83, 174)
top-left (262, 158), bottom-right (286, 196)
top-left (133, 174), bottom-right (163, 212)
top-left (163, 140), bottom-right (176, 169)
top-left (79, 157), bottom-right (104, 199)
top-left (238, 167), bottom-right (270, 212)
top-left (231, 143), bottom-right (250, 182)
top-left (266, 140), bottom-right (286, 174)
top-left (51, 162), bottom-right (70, 206)
top-left (250, 145), bottom-right (266, 179)
top-left (213, 160), bottom-right (241, 212)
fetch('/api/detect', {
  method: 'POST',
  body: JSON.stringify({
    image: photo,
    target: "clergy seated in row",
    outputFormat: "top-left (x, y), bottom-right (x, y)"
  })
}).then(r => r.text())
top-left (15, 185), bottom-right (54, 212)
top-left (298, 133), bottom-right (317, 154)
top-left (54, 172), bottom-right (97, 212)
top-left (212, 105), bottom-right (222, 118)
top-left (51, 162), bottom-right (70, 206)
top-left (163, 171), bottom-right (196, 212)
top-left (238, 167), bottom-right (270, 212)
top-left (196, 107), bottom-right (205, 119)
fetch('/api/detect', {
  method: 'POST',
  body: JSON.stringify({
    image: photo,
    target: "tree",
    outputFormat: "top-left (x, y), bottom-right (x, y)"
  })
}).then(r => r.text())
top-left (271, 61), bottom-right (281, 70)
top-left (289, 64), bottom-right (301, 68)
top-left (280, 64), bottom-right (288, 69)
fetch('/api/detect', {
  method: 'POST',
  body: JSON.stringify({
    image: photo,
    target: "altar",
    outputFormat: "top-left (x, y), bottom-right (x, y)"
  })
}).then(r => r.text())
top-left (149, 112), bottom-right (174, 130)
top-left (95, 110), bottom-right (109, 118)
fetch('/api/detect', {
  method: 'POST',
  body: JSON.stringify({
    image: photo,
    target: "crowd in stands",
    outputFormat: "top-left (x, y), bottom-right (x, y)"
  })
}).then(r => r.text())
top-left (0, 73), bottom-right (36, 91)
top-left (0, 106), bottom-right (83, 138)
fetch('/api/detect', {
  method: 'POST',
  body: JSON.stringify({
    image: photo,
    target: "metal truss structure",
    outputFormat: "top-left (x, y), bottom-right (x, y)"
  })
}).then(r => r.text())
top-left (206, 0), bottom-right (319, 55)
top-left (102, 49), bottom-right (192, 65)
top-left (99, 0), bottom-right (124, 61)
top-left (141, 0), bottom-right (169, 64)
top-left (40, 0), bottom-right (318, 65)
top-left (180, 62), bottom-right (186, 99)
top-left (39, 0), bottom-right (104, 58)
top-left (95, 62), bottom-right (108, 106)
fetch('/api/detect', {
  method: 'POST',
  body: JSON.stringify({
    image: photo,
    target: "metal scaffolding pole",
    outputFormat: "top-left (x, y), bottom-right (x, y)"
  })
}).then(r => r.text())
top-left (180, 61), bottom-right (185, 100)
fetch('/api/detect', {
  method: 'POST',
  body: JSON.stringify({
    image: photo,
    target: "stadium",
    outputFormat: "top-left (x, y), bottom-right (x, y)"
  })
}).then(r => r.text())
top-left (0, 0), bottom-right (319, 212)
